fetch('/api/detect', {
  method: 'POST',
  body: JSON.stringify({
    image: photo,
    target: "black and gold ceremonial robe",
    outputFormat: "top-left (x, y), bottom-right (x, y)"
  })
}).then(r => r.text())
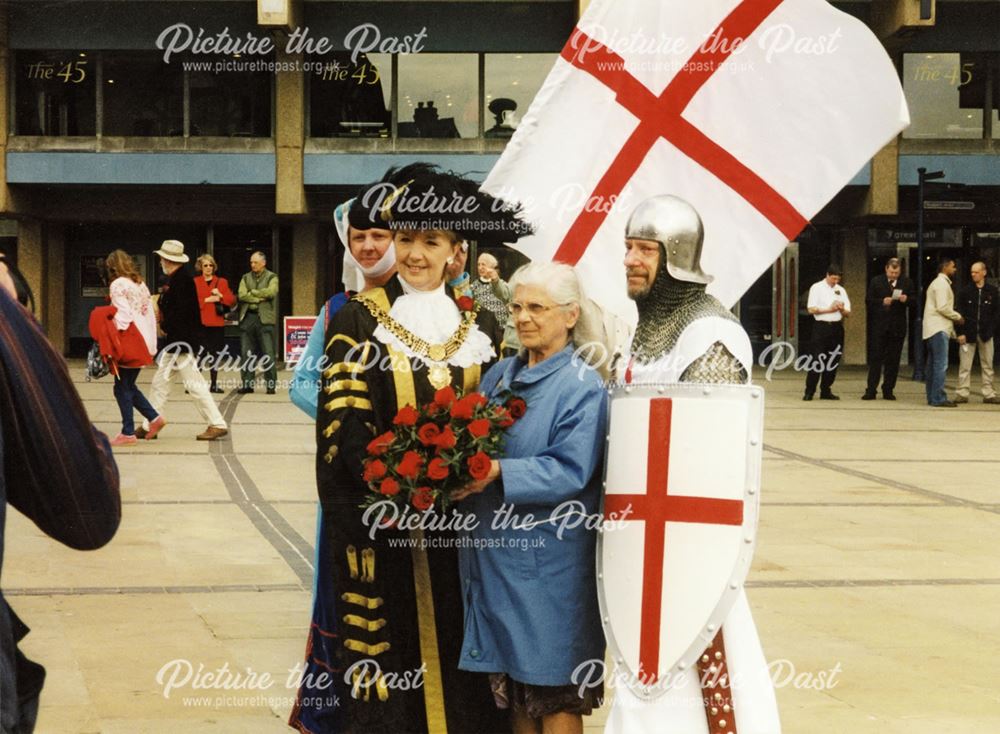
top-left (316, 276), bottom-right (505, 734)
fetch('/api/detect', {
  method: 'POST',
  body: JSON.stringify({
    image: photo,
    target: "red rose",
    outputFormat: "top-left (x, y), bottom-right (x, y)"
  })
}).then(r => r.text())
top-left (366, 431), bottom-right (395, 456)
top-left (450, 395), bottom-right (478, 420)
top-left (363, 459), bottom-right (387, 482)
top-left (425, 402), bottom-right (440, 416)
top-left (468, 393), bottom-right (488, 407)
top-left (456, 295), bottom-right (474, 312)
top-left (507, 398), bottom-right (527, 419)
top-left (496, 408), bottom-right (514, 428)
top-left (434, 386), bottom-right (457, 407)
top-left (393, 404), bottom-right (419, 426)
top-left (379, 477), bottom-right (401, 496)
top-left (435, 425), bottom-right (457, 450)
top-left (467, 418), bottom-right (491, 439)
top-left (467, 451), bottom-right (493, 481)
top-left (417, 423), bottom-right (442, 446)
top-left (412, 487), bottom-right (435, 511)
top-left (396, 450), bottom-right (424, 479)
top-left (426, 457), bottom-right (449, 481)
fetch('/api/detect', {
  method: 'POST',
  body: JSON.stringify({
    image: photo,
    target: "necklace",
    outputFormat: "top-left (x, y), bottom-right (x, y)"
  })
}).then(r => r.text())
top-left (354, 292), bottom-right (477, 389)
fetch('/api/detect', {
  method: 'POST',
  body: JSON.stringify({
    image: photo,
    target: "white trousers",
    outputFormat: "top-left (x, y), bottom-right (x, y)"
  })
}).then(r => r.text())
top-left (142, 350), bottom-right (227, 430)
top-left (956, 337), bottom-right (995, 398)
top-left (605, 592), bottom-right (781, 734)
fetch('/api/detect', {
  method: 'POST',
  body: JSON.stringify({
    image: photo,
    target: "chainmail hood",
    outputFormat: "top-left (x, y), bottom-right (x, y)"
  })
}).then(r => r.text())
top-left (630, 245), bottom-right (739, 364)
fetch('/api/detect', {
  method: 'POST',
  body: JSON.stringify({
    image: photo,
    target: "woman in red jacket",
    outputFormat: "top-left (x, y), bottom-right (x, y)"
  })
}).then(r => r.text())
top-left (194, 254), bottom-right (236, 393)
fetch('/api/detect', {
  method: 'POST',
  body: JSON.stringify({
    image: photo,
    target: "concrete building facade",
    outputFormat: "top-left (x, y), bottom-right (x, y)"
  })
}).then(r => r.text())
top-left (0, 0), bottom-right (997, 367)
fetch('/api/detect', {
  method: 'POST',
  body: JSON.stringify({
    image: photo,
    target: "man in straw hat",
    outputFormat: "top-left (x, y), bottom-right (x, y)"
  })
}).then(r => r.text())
top-left (137, 239), bottom-right (229, 441)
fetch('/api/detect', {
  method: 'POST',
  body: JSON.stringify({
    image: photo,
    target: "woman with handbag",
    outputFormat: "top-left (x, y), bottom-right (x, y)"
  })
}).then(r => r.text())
top-left (194, 254), bottom-right (236, 393)
top-left (102, 249), bottom-right (163, 446)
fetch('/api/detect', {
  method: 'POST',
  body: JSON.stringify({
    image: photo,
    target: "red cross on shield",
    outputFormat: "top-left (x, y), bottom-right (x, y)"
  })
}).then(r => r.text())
top-left (598, 384), bottom-right (764, 698)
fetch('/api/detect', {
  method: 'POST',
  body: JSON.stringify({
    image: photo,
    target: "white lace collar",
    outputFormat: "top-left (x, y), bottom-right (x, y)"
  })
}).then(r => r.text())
top-left (371, 276), bottom-right (495, 368)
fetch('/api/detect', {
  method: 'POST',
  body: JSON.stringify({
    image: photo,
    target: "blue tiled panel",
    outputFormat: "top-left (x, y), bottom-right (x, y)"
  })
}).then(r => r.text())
top-left (6, 152), bottom-right (275, 185)
top-left (899, 156), bottom-right (1000, 186)
top-left (304, 153), bottom-right (501, 185)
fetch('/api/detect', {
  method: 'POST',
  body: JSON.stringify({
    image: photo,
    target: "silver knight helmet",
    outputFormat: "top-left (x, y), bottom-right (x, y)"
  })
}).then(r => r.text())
top-left (625, 195), bottom-right (712, 285)
top-left (624, 195), bottom-right (745, 380)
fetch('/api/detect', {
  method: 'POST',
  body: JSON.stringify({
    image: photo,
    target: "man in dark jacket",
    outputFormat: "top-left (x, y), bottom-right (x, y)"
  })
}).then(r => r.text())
top-left (137, 240), bottom-right (229, 440)
top-left (864, 257), bottom-right (914, 400)
top-left (954, 261), bottom-right (1000, 404)
top-left (1, 280), bottom-right (121, 733)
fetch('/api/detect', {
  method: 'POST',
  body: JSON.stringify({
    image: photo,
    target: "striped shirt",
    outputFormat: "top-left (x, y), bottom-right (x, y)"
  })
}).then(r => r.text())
top-left (0, 288), bottom-right (121, 730)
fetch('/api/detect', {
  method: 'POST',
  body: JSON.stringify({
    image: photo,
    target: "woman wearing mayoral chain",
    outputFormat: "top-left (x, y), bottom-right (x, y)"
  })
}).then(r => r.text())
top-left (315, 164), bottom-right (531, 733)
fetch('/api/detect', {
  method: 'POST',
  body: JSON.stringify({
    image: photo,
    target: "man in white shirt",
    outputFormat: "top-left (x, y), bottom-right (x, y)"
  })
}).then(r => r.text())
top-left (804, 265), bottom-right (851, 400)
top-left (922, 256), bottom-right (964, 407)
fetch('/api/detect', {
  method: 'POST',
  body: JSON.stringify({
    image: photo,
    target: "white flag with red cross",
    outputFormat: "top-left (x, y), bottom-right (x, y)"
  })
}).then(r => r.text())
top-left (483, 0), bottom-right (909, 321)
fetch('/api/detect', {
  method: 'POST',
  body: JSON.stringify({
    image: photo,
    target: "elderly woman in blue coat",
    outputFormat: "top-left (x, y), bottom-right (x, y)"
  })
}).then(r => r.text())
top-left (452, 261), bottom-right (610, 734)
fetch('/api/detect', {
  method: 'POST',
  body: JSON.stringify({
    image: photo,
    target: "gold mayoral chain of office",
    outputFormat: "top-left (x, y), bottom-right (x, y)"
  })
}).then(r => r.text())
top-left (354, 292), bottom-right (478, 389)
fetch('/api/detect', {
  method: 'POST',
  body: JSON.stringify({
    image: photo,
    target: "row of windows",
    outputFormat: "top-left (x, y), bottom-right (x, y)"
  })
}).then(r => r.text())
top-left (15, 50), bottom-right (998, 141)
top-left (13, 50), bottom-right (555, 140)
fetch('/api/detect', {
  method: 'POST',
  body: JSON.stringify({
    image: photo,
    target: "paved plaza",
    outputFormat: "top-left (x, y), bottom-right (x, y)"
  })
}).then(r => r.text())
top-left (5, 362), bottom-right (1000, 733)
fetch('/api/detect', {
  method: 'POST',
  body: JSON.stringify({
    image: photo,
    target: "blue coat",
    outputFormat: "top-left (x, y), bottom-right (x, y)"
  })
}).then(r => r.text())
top-left (458, 345), bottom-right (608, 685)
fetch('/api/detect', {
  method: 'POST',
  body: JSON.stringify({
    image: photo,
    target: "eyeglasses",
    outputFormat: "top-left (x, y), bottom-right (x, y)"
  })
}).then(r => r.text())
top-left (508, 301), bottom-right (566, 318)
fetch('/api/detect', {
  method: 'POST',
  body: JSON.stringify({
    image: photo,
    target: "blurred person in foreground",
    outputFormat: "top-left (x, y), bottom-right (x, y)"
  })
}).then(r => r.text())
top-left (0, 259), bottom-right (121, 733)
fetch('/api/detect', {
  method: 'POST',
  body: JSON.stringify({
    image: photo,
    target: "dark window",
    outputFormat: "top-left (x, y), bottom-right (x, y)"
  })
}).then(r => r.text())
top-left (103, 53), bottom-right (184, 136)
top-left (309, 52), bottom-right (391, 138)
top-left (483, 54), bottom-right (555, 140)
top-left (398, 54), bottom-right (477, 138)
top-left (15, 51), bottom-right (96, 135)
top-left (188, 57), bottom-right (272, 137)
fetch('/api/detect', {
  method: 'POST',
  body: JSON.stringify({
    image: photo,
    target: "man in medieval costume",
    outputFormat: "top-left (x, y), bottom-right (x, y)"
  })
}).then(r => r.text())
top-left (608, 194), bottom-right (780, 733)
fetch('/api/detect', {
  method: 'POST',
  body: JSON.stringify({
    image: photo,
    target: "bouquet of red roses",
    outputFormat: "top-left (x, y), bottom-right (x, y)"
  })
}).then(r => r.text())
top-left (362, 385), bottom-right (527, 513)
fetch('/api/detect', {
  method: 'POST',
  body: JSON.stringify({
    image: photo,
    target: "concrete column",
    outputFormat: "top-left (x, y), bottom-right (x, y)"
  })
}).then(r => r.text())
top-left (842, 227), bottom-right (868, 366)
top-left (872, 0), bottom-right (935, 40)
top-left (291, 221), bottom-right (322, 316)
top-left (46, 224), bottom-right (67, 354)
top-left (864, 137), bottom-right (900, 216)
top-left (275, 46), bottom-right (307, 215)
top-left (18, 219), bottom-right (44, 314)
top-left (0, 4), bottom-right (19, 216)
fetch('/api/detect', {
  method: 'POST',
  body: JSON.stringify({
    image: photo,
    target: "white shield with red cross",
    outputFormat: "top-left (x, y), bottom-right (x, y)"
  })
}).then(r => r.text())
top-left (598, 383), bottom-right (763, 699)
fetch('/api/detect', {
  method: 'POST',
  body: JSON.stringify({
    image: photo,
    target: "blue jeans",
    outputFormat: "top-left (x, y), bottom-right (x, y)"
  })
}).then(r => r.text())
top-left (925, 331), bottom-right (950, 405)
top-left (113, 367), bottom-right (159, 435)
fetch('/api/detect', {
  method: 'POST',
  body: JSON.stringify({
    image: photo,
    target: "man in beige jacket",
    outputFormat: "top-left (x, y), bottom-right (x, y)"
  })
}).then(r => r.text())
top-left (922, 256), bottom-right (965, 407)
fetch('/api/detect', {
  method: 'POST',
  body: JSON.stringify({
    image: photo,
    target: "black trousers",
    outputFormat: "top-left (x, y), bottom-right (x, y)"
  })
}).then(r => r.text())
top-left (805, 321), bottom-right (844, 395)
top-left (866, 329), bottom-right (905, 395)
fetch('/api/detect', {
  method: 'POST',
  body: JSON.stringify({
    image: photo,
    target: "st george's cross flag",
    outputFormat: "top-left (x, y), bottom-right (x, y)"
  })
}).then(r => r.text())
top-left (483, 0), bottom-right (910, 322)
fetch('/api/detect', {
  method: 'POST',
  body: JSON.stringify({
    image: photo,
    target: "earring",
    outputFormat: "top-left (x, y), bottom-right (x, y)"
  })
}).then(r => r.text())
top-left (446, 258), bottom-right (455, 265)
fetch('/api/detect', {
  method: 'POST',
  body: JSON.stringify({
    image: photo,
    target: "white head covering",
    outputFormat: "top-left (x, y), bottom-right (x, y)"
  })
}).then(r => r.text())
top-left (335, 198), bottom-right (396, 291)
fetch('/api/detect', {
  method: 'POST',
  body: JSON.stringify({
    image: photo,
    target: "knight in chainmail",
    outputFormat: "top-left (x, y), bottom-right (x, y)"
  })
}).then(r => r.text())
top-left (606, 195), bottom-right (781, 734)
top-left (616, 194), bottom-right (753, 385)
